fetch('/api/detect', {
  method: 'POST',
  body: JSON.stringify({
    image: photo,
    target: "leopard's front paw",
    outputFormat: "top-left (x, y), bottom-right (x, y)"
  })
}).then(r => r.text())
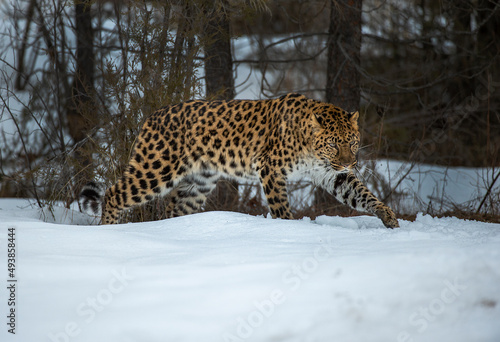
top-left (375, 206), bottom-right (399, 228)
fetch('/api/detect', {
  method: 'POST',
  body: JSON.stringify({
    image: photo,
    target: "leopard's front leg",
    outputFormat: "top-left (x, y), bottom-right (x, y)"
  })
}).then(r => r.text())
top-left (322, 172), bottom-right (399, 228)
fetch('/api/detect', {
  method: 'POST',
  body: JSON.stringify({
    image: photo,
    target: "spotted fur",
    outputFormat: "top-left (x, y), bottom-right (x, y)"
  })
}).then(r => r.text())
top-left (80, 93), bottom-right (399, 228)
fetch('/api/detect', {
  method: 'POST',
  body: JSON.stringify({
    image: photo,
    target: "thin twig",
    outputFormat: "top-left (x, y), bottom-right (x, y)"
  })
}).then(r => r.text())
top-left (476, 170), bottom-right (500, 214)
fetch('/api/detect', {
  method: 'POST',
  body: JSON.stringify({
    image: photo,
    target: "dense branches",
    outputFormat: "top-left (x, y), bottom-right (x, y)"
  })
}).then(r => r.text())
top-left (0, 0), bottom-right (498, 219)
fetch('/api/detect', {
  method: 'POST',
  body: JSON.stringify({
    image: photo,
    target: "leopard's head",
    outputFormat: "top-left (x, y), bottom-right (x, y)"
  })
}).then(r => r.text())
top-left (310, 104), bottom-right (360, 172)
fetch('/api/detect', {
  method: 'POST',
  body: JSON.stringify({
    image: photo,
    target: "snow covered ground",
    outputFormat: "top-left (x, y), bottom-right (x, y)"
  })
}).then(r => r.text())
top-left (1, 199), bottom-right (499, 342)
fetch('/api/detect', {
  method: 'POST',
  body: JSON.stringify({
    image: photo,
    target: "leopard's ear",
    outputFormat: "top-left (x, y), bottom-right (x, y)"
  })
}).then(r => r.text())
top-left (311, 112), bottom-right (324, 132)
top-left (349, 111), bottom-right (359, 123)
top-left (349, 111), bottom-right (359, 130)
top-left (313, 112), bottom-right (324, 127)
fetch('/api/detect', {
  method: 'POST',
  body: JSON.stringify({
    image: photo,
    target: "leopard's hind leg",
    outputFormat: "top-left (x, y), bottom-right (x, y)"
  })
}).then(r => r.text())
top-left (164, 171), bottom-right (219, 218)
top-left (101, 159), bottom-right (191, 224)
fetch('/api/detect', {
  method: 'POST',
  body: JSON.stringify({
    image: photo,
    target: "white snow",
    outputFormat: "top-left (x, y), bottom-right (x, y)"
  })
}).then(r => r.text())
top-left (1, 199), bottom-right (499, 342)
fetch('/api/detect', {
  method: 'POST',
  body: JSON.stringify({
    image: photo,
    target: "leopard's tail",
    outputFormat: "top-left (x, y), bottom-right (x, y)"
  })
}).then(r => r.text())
top-left (79, 182), bottom-right (106, 217)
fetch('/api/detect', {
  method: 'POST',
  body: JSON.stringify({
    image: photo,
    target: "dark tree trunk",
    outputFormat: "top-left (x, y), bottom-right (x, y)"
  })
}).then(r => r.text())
top-left (203, 1), bottom-right (238, 212)
top-left (326, 0), bottom-right (361, 110)
top-left (315, 0), bottom-right (362, 216)
top-left (204, 4), bottom-right (235, 100)
top-left (68, 0), bottom-right (96, 182)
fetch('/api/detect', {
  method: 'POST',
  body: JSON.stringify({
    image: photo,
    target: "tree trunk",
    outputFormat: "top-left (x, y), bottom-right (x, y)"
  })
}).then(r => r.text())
top-left (315, 0), bottom-right (362, 216)
top-left (68, 0), bottom-right (96, 183)
top-left (203, 1), bottom-right (238, 212)
top-left (326, 0), bottom-right (361, 110)
top-left (204, 4), bottom-right (235, 100)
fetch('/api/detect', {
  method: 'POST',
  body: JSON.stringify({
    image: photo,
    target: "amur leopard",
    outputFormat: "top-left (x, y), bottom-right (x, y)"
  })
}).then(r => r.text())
top-left (80, 93), bottom-right (399, 228)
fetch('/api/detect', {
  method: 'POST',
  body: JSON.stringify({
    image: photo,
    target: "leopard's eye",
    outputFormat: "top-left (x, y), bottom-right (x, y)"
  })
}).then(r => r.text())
top-left (329, 142), bottom-right (338, 149)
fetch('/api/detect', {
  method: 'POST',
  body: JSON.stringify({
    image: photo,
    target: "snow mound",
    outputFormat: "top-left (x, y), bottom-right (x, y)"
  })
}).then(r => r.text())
top-left (0, 199), bottom-right (499, 342)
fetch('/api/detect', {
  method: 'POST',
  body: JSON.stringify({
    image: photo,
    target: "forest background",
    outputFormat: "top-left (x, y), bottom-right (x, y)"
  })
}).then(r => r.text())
top-left (0, 0), bottom-right (499, 222)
